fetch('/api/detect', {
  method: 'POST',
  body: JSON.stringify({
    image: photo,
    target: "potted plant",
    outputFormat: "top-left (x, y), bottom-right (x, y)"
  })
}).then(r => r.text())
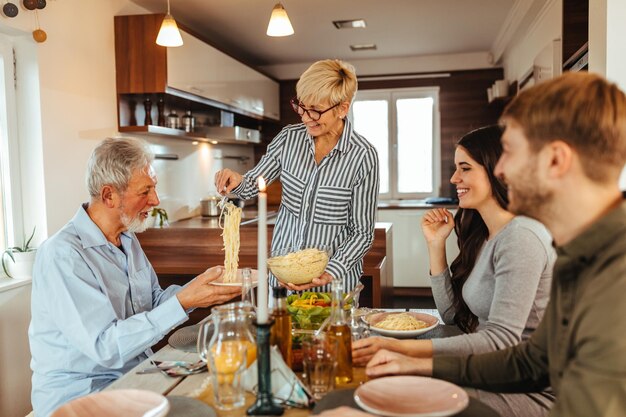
top-left (150, 208), bottom-right (169, 228)
top-left (2, 227), bottom-right (37, 279)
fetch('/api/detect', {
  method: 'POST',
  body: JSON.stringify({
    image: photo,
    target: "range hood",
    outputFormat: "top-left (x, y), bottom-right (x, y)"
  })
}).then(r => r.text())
top-left (204, 126), bottom-right (260, 144)
top-left (121, 125), bottom-right (260, 145)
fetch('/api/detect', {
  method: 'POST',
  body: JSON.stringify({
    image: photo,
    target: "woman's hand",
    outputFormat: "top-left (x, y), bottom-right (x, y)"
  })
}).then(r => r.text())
top-left (214, 169), bottom-right (243, 195)
top-left (421, 208), bottom-right (455, 245)
top-left (352, 336), bottom-right (398, 366)
top-left (283, 272), bottom-right (333, 291)
top-left (366, 349), bottom-right (433, 379)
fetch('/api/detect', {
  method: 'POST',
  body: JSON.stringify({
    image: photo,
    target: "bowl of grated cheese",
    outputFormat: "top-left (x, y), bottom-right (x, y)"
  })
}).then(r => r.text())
top-left (268, 246), bottom-right (330, 285)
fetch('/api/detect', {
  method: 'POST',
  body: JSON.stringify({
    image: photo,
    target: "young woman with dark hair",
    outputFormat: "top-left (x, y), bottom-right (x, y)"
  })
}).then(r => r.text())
top-left (353, 125), bottom-right (555, 417)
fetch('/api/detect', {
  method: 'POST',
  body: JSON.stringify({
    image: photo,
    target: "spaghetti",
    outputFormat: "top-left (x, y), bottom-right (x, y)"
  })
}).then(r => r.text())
top-left (373, 313), bottom-right (429, 331)
top-left (219, 201), bottom-right (243, 282)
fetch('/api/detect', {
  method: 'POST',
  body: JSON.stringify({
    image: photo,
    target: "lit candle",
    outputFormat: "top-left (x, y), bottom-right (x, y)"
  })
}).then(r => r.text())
top-left (257, 176), bottom-right (268, 324)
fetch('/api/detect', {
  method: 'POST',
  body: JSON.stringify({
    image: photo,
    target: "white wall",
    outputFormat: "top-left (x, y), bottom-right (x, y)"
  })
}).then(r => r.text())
top-left (262, 51), bottom-right (495, 80)
top-left (501, 0), bottom-right (562, 83)
top-left (0, 283), bottom-right (32, 417)
top-left (0, 0), bottom-right (153, 237)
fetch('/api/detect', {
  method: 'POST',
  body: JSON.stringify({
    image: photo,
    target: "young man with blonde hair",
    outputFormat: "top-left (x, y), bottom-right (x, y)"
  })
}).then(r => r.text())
top-left (321, 72), bottom-right (626, 417)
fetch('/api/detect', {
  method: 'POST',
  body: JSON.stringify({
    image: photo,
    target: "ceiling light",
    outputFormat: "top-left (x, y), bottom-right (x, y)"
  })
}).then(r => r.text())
top-left (350, 43), bottom-right (377, 51)
top-left (266, 3), bottom-right (294, 37)
top-left (333, 19), bottom-right (366, 29)
top-left (156, 0), bottom-right (183, 47)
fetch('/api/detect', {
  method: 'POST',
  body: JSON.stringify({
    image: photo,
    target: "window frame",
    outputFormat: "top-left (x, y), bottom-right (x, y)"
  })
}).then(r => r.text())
top-left (352, 87), bottom-right (441, 200)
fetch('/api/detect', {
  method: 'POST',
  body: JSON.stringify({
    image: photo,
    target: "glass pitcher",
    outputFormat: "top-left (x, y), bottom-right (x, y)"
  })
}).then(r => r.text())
top-left (197, 302), bottom-right (256, 410)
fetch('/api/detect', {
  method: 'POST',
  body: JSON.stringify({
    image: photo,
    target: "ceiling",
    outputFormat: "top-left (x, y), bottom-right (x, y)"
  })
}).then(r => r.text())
top-left (130, 0), bottom-right (515, 69)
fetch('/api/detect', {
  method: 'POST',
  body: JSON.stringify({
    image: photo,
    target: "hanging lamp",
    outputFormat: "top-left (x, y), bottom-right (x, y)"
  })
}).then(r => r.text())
top-left (156, 0), bottom-right (183, 47)
top-left (266, 3), bottom-right (294, 37)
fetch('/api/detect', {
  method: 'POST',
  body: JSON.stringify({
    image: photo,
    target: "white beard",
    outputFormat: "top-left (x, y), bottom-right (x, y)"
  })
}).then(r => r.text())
top-left (121, 212), bottom-right (148, 234)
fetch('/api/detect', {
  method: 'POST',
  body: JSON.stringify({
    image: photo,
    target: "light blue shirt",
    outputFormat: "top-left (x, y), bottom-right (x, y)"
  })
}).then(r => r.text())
top-left (29, 205), bottom-right (189, 417)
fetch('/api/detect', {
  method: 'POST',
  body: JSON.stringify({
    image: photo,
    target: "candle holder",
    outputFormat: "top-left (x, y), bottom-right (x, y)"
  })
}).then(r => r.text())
top-left (247, 320), bottom-right (284, 416)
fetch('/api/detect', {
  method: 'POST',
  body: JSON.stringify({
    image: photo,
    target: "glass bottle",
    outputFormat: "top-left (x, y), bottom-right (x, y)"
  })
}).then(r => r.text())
top-left (166, 110), bottom-right (179, 129)
top-left (182, 109), bottom-right (195, 132)
top-left (270, 286), bottom-right (292, 368)
top-left (241, 267), bottom-right (256, 309)
top-left (326, 279), bottom-right (353, 384)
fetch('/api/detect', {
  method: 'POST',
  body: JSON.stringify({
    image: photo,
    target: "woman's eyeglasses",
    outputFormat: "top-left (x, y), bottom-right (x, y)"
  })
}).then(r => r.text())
top-left (290, 98), bottom-right (340, 121)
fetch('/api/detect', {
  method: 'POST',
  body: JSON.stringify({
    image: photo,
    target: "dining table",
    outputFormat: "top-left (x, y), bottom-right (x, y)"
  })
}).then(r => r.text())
top-left (105, 309), bottom-right (501, 417)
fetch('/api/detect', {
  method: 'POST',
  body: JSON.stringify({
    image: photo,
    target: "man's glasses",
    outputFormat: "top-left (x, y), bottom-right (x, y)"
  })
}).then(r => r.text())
top-left (290, 97), bottom-right (340, 121)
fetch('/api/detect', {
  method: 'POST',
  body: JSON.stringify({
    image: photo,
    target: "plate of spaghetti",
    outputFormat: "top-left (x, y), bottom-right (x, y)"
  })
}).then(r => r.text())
top-left (365, 311), bottom-right (438, 338)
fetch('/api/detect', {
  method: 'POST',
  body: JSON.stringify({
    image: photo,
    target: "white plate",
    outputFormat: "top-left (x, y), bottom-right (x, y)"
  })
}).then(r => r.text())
top-left (354, 376), bottom-right (468, 417)
top-left (210, 268), bottom-right (258, 287)
top-left (366, 311), bottom-right (439, 338)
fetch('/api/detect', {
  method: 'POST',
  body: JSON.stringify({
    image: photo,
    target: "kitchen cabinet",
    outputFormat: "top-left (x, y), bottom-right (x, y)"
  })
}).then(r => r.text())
top-left (113, 14), bottom-right (280, 143)
top-left (167, 30), bottom-right (280, 121)
top-left (378, 208), bottom-right (459, 288)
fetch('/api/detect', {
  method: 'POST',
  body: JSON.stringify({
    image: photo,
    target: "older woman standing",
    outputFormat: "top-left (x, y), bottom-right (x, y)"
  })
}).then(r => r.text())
top-left (215, 59), bottom-right (379, 292)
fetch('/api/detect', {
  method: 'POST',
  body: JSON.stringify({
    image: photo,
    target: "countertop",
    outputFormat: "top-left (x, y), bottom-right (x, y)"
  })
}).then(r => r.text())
top-left (377, 199), bottom-right (458, 209)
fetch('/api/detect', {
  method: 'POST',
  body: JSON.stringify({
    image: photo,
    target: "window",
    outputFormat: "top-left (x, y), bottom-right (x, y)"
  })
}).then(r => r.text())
top-left (352, 88), bottom-right (440, 200)
top-left (0, 37), bottom-right (20, 260)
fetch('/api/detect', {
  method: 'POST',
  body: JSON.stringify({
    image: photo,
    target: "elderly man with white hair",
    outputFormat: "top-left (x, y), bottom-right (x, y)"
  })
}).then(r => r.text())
top-left (28, 137), bottom-right (241, 417)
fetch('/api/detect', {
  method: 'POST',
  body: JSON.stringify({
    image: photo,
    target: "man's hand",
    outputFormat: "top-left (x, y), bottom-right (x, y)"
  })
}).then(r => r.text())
top-left (176, 266), bottom-right (241, 310)
top-left (214, 169), bottom-right (243, 195)
top-left (366, 349), bottom-right (433, 378)
top-left (284, 272), bottom-right (334, 291)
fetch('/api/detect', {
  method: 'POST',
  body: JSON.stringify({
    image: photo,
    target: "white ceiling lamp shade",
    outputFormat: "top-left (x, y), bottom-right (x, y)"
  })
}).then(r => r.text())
top-left (156, 0), bottom-right (183, 47)
top-left (266, 3), bottom-right (294, 37)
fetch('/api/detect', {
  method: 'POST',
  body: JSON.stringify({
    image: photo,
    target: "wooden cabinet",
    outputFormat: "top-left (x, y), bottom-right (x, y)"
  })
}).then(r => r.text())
top-left (113, 14), bottom-right (280, 142)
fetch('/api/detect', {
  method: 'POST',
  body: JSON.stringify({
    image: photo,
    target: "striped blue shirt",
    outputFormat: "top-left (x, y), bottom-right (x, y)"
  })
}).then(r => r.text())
top-left (233, 119), bottom-right (379, 292)
top-left (29, 205), bottom-right (189, 417)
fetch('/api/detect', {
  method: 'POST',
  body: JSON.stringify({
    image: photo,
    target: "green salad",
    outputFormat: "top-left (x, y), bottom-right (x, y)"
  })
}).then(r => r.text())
top-left (287, 292), bottom-right (351, 330)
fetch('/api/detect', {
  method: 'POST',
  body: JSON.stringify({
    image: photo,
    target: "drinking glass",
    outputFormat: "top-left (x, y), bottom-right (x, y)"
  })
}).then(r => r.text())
top-left (301, 334), bottom-right (338, 400)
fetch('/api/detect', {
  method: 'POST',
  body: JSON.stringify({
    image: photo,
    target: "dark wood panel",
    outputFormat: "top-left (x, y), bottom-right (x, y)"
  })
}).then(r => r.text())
top-left (114, 14), bottom-right (168, 94)
top-left (562, 0), bottom-right (588, 67)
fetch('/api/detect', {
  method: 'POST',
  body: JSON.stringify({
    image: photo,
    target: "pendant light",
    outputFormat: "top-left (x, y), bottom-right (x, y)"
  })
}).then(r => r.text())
top-left (156, 0), bottom-right (183, 47)
top-left (266, 3), bottom-right (294, 37)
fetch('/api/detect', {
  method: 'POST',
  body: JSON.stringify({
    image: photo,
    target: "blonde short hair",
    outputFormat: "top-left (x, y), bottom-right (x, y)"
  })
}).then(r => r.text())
top-left (501, 72), bottom-right (626, 183)
top-left (296, 59), bottom-right (357, 106)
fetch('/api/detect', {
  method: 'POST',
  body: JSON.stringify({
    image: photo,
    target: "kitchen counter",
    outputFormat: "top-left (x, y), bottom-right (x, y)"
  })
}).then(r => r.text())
top-left (377, 198), bottom-right (458, 209)
top-left (137, 219), bottom-right (393, 308)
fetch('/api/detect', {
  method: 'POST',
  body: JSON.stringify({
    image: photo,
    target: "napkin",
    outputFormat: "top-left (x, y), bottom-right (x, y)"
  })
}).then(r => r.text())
top-left (242, 346), bottom-right (312, 407)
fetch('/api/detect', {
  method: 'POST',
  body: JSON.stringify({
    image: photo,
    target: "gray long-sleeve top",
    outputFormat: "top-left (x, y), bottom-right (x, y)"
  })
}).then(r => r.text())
top-left (430, 216), bottom-right (555, 356)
